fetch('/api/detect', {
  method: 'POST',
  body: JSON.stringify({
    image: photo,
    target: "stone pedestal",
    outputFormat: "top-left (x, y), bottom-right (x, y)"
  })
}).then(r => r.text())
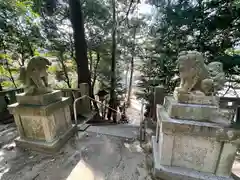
top-left (153, 94), bottom-right (240, 180)
top-left (8, 90), bottom-right (76, 153)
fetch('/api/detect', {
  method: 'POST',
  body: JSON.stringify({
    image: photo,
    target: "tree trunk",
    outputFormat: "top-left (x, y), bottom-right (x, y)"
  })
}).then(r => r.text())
top-left (69, 0), bottom-right (98, 112)
top-left (92, 51), bottom-right (101, 89)
top-left (107, 0), bottom-right (117, 122)
top-left (69, 0), bottom-right (90, 86)
top-left (127, 27), bottom-right (137, 106)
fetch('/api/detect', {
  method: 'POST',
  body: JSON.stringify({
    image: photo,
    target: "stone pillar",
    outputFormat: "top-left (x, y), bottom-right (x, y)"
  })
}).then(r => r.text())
top-left (153, 85), bottom-right (165, 121)
top-left (154, 85), bottom-right (165, 105)
top-left (8, 90), bottom-right (76, 153)
top-left (78, 83), bottom-right (91, 115)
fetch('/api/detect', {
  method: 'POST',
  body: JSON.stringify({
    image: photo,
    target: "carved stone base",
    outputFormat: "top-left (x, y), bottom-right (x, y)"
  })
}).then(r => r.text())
top-left (8, 96), bottom-right (75, 153)
top-left (15, 125), bottom-right (76, 153)
top-left (16, 90), bottom-right (62, 106)
top-left (152, 136), bottom-right (234, 180)
top-left (153, 105), bottom-right (240, 179)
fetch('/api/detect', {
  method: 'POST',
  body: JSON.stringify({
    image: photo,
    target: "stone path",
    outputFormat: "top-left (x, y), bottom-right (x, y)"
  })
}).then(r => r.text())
top-left (0, 122), bottom-right (153, 180)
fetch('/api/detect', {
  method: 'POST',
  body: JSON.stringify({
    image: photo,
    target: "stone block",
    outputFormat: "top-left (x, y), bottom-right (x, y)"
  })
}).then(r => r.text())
top-left (172, 135), bottom-right (221, 173)
top-left (16, 90), bottom-right (62, 106)
top-left (152, 136), bottom-right (234, 180)
top-left (174, 91), bottom-right (219, 105)
top-left (164, 96), bottom-right (218, 121)
top-left (8, 97), bottom-right (76, 153)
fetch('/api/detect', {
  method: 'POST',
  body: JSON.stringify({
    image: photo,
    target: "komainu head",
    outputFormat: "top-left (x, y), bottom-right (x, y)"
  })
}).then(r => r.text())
top-left (177, 51), bottom-right (208, 80)
top-left (19, 56), bottom-right (52, 95)
top-left (176, 51), bottom-right (209, 94)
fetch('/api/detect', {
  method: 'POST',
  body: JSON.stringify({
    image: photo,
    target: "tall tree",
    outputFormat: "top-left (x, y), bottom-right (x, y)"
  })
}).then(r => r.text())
top-left (107, 0), bottom-right (117, 122)
top-left (69, 0), bottom-right (91, 86)
top-left (127, 26), bottom-right (137, 105)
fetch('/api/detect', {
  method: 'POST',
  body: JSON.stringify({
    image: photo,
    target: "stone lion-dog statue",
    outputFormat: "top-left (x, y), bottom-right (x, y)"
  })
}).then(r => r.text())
top-left (19, 56), bottom-right (52, 95)
top-left (175, 51), bottom-right (225, 96)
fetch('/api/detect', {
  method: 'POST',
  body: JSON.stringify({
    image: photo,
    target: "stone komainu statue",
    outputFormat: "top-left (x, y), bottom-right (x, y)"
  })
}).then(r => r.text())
top-left (19, 56), bottom-right (52, 95)
top-left (176, 51), bottom-right (226, 95)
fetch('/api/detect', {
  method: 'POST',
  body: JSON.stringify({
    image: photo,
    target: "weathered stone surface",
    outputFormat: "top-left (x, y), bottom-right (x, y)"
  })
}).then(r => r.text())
top-left (159, 133), bottom-right (174, 166)
top-left (15, 125), bottom-right (76, 153)
top-left (154, 107), bottom-right (240, 179)
top-left (176, 51), bottom-right (209, 95)
top-left (16, 90), bottom-right (62, 105)
top-left (173, 91), bottom-right (219, 105)
top-left (208, 61), bottom-right (226, 93)
top-left (216, 143), bottom-right (238, 177)
top-left (152, 136), bottom-right (234, 180)
top-left (21, 116), bottom-right (45, 140)
top-left (164, 96), bottom-right (218, 121)
top-left (10, 100), bottom-right (73, 143)
top-left (175, 51), bottom-right (225, 96)
top-left (155, 105), bottom-right (240, 178)
top-left (8, 95), bottom-right (75, 153)
top-left (172, 135), bottom-right (221, 173)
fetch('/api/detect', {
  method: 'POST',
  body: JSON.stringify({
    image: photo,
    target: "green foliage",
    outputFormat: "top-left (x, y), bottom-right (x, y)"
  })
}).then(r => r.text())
top-left (136, 0), bottom-right (240, 102)
top-left (4, 0), bottom-right (239, 109)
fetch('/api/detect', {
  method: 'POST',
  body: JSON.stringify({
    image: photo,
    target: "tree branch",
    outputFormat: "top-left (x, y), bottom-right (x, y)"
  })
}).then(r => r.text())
top-left (118, 0), bottom-right (134, 25)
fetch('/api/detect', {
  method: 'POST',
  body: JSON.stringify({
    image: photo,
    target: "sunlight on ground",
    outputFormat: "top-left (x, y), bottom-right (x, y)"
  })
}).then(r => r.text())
top-left (232, 160), bottom-right (240, 175)
top-left (0, 150), bottom-right (9, 179)
top-left (124, 141), bottom-right (143, 153)
top-left (66, 160), bottom-right (103, 180)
